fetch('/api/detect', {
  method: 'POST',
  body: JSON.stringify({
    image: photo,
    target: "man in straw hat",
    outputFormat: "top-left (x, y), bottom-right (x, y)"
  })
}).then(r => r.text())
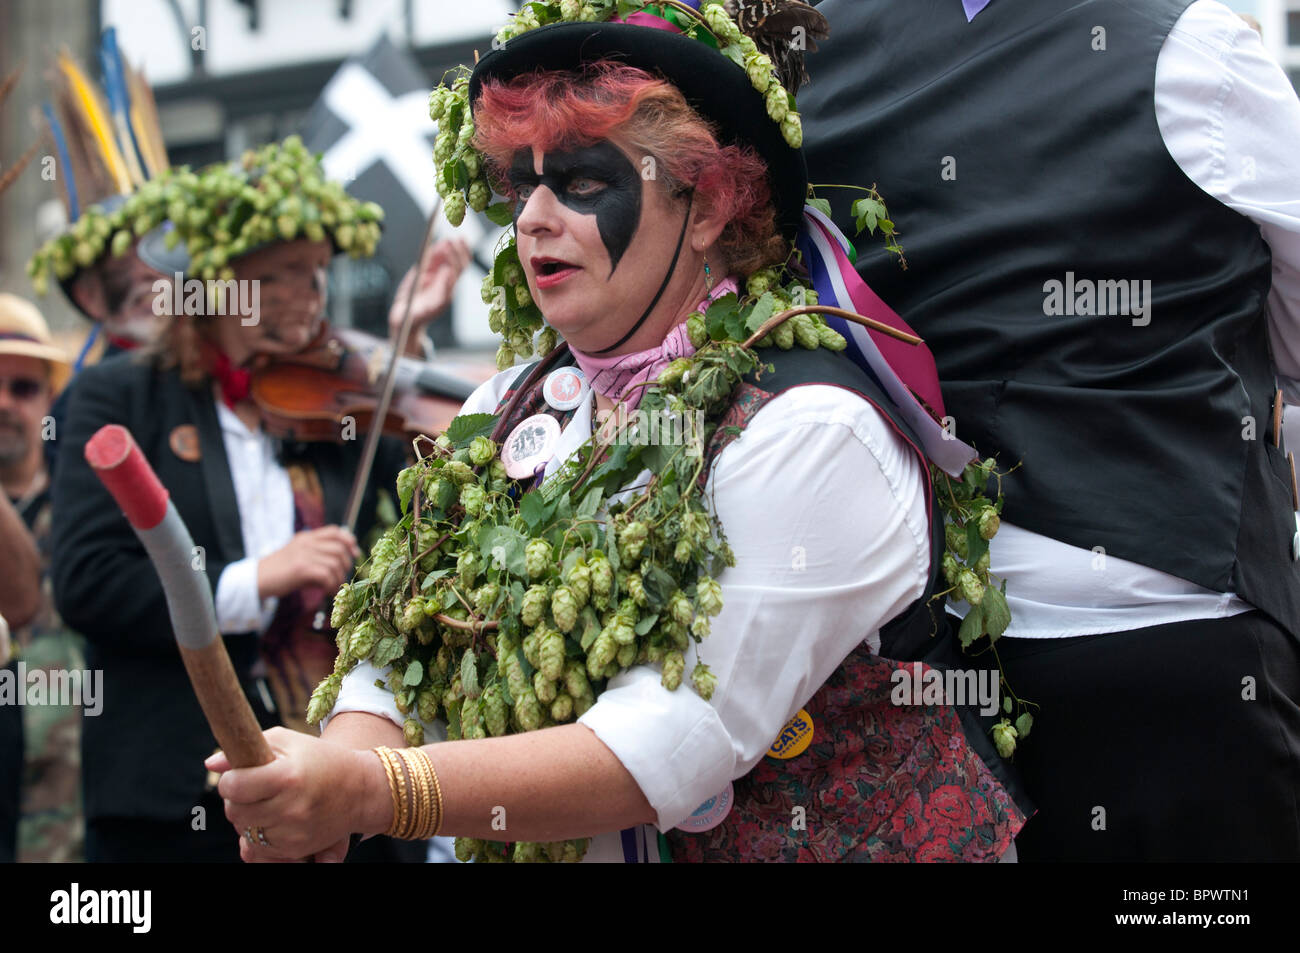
top-left (0, 292), bottom-right (86, 862)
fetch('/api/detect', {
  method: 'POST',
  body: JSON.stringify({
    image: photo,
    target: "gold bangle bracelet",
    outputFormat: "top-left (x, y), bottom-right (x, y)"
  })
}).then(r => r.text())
top-left (406, 747), bottom-right (436, 839)
top-left (413, 748), bottom-right (442, 840)
top-left (374, 746), bottom-right (401, 838)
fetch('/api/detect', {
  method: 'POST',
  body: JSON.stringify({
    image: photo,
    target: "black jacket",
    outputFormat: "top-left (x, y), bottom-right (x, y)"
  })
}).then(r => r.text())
top-left (51, 352), bottom-right (405, 822)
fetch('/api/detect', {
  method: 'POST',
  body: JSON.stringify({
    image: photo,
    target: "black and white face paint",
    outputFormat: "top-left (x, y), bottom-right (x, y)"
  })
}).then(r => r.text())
top-left (509, 142), bottom-right (643, 275)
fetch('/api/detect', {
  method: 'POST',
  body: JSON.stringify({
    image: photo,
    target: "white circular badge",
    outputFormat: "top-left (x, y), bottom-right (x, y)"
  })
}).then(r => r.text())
top-left (501, 413), bottom-right (562, 480)
top-left (543, 366), bottom-right (588, 411)
top-left (675, 781), bottom-right (734, 833)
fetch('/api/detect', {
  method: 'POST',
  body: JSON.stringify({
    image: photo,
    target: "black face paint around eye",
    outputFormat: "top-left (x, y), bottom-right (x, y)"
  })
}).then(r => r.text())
top-left (510, 142), bottom-right (643, 274)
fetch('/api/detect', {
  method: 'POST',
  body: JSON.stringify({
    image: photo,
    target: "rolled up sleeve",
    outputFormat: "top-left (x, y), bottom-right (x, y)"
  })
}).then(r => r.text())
top-left (580, 385), bottom-right (931, 831)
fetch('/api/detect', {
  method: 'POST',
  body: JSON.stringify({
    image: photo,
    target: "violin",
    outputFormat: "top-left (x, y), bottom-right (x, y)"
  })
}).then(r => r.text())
top-left (248, 326), bottom-right (497, 443)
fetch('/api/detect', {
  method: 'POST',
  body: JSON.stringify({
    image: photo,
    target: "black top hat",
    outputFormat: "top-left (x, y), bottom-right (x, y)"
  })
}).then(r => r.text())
top-left (469, 21), bottom-right (808, 241)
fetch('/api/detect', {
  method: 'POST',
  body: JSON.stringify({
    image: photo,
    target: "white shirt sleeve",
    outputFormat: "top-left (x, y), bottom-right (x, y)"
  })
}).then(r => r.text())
top-left (1156, 0), bottom-right (1300, 396)
top-left (213, 556), bottom-right (277, 634)
top-left (579, 385), bottom-right (931, 830)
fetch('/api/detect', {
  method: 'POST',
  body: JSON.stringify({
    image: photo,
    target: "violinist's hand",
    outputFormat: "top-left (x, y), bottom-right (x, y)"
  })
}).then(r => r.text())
top-left (207, 727), bottom-right (390, 863)
top-left (257, 526), bottom-right (361, 600)
top-left (389, 237), bottom-right (472, 355)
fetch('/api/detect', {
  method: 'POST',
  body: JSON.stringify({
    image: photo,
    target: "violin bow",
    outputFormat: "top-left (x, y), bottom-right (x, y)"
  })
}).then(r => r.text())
top-left (311, 199), bottom-right (444, 631)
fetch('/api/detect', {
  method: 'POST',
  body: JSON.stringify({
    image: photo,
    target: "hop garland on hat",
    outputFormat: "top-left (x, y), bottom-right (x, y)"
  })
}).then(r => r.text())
top-left (27, 135), bottom-right (384, 297)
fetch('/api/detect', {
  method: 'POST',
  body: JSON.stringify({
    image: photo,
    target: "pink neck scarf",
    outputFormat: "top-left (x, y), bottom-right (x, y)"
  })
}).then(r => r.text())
top-left (568, 277), bottom-right (738, 411)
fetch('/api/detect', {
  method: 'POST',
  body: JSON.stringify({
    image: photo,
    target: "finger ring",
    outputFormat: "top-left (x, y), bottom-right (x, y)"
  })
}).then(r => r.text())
top-left (255, 828), bottom-right (272, 848)
top-left (243, 826), bottom-right (256, 845)
top-left (245, 825), bottom-right (271, 848)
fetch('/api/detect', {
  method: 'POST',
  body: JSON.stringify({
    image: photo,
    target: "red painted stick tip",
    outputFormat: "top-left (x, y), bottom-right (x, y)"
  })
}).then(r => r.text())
top-left (85, 424), bottom-right (170, 530)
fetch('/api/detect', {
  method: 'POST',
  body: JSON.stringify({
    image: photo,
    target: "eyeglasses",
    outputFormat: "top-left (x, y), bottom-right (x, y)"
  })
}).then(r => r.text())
top-left (0, 378), bottom-right (44, 400)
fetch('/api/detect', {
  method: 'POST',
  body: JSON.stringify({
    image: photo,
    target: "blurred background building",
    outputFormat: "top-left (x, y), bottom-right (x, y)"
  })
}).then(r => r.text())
top-left (1, 0), bottom-right (524, 356)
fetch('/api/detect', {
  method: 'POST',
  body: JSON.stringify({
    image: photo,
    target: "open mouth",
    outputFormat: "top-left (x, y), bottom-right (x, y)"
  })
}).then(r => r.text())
top-left (531, 257), bottom-right (581, 288)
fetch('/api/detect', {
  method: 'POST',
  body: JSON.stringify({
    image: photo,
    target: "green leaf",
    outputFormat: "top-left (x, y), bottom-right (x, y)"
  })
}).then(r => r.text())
top-left (724, 309), bottom-right (746, 342)
top-left (744, 292), bottom-right (777, 333)
top-left (398, 473), bottom-right (416, 515)
top-left (460, 649), bottom-right (481, 699)
top-left (633, 613), bottom-right (659, 636)
top-left (372, 633), bottom-right (406, 668)
top-left (445, 413), bottom-right (498, 447)
top-left (806, 196), bottom-right (832, 218)
top-left (496, 673), bottom-right (514, 709)
top-left (446, 700), bottom-right (462, 738)
top-left (435, 477), bottom-right (457, 511)
top-left (477, 524), bottom-right (528, 577)
top-left (579, 612), bottom-right (601, 651)
top-left (704, 293), bottom-right (739, 341)
top-left (519, 490), bottom-right (552, 532)
top-left (982, 586), bottom-right (1011, 640)
top-left (577, 485), bottom-right (604, 520)
top-left (965, 520), bottom-right (988, 566)
top-left (485, 202), bottom-right (514, 227)
top-left (851, 196), bottom-right (885, 236)
top-left (379, 557), bottom-right (408, 602)
top-left (420, 567), bottom-right (451, 591)
top-left (641, 564), bottom-right (676, 612)
top-left (403, 660), bottom-right (424, 687)
top-left (957, 603), bottom-right (984, 648)
top-left (516, 645), bottom-right (536, 679)
top-left (1015, 711), bottom-right (1033, 739)
top-left (721, 42), bottom-right (746, 68)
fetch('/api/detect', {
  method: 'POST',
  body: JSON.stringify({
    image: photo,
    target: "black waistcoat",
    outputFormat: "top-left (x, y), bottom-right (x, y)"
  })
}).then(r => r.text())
top-left (802, 0), bottom-right (1300, 638)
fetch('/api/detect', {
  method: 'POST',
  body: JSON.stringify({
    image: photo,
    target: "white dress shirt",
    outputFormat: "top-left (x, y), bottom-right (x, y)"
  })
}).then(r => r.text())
top-left (211, 391), bottom-right (296, 634)
top-left (329, 364), bottom-right (930, 861)
top-left (969, 0), bottom-right (1300, 638)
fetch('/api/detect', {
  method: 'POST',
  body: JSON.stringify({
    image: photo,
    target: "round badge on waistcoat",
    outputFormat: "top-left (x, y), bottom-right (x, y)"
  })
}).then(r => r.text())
top-left (501, 413), bottom-right (561, 480)
top-left (543, 366), bottom-right (588, 411)
top-left (169, 424), bottom-right (201, 462)
top-left (767, 708), bottom-right (814, 760)
top-left (675, 781), bottom-right (734, 833)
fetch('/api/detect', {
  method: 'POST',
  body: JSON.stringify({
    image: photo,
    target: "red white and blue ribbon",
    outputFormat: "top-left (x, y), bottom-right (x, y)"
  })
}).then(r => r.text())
top-left (797, 205), bottom-right (977, 476)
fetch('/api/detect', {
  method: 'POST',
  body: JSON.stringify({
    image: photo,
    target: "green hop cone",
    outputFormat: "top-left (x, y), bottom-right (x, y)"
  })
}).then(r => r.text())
top-left (403, 718), bottom-right (424, 747)
top-left (306, 673), bottom-right (342, 725)
top-left (110, 229), bottom-right (133, 258)
top-left (521, 585), bottom-right (550, 628)
top-left (473, 582), bottom-right (500, 617)
top-left (958, 568), bottom-right (985, 607)
top-left (691, 614), bottom-right (711, 640)
top-left (942, 552), bottom-right (960, 586)
top-left (670, 590), bottom-right (694, 627)
top-left (661, 650), bottom-right (685, 691)
top-left (468, 436), bottom-right (496, 467)
top-left (704, 2), bottom-right (744, 42)
top-left (525, 538), bottom-right (553, 579)
top-left (617, 520), bottom-right (648, 564)
top-left (578, 4), bottom-right (599, 21)
top-left (536, 325), bottom-right (558, 354)
top-left (468, 179), bottom-right (491, 213)
top-left (792, 313), bottom-right (820, 349)
top-left (690, 662), bottom-right (717, 701)
top-left (551, 692), bottom-right (574, 722)
top-left (772, 318), bottom-right (796, 350)
top-left (428, 88), bottom-right (447, 122)
top-left (563, 660), bottom-right (591, 700)
top-left (515, 689), bottom-right (543, 731)
top-left (945, 522), bottom-right (969, 560)
top-left (979, 507), bottom-right (1001, 541)
top-left (626, 572), bottom-right (647, 607)
top-left (992, 719), bottom-right (1018, 758)
top-left (457, 549), bottom-right (481, 587)
top-left (551, 586), bottom-right (579, 633)
top-left (781, 112), bottom-right (803, 149)
top-left (765, 83), bottom-right (790, 123)
top-left (349, 620), bottom-right (376, 661)
top-left (816, 323), bottom-right (847, 351)
top-left (686, 312), bottom-right (708, 348)
top-left (443, 459), bottom-right (475, 484)
top-left (673, 539), bottom-right (693, 563)
top-left (589, 551), bottom-right (612, 599)
top-left (454, 837), bottom-right (480, 862)
top-left (539, 628), bottom-right (566, 680)
top-left (534, 670), bottom-right (558, 704)
top-left (495, 343), bottom-right (516, 371)
top-left (975, 550), bottom-right (991, 574)
top-left (330, 583), bottom-right (355, 629)
top-left (459, 482), bottom-right (487, 517)
top-left (696, 577), bottom-right (724, 616)
top-left (444, 190), bottom-right (466, 227)
top-left (481, 684), bottom-right (508, 736)
top-left (559, 0), bottom-right (581, 18)
top-left (513, 282), bottom-right (533, 309)
top-left (616, 643), bottom-right (636, 667)
top-left (504, 651), bottom-right (530, 700)
top-left (565, 558), bottom-right (591, 607)
top-left (657, 357), bottom-right (692, 390)
top-left (398, 597), bottom-right (426, 635)
top-left (417, 688), bottom-right (440, 724)
top-left (587, 630), bottom-right (618, 678)
top-left (745, 52), bottom-right (775, 92)
top-left (522, 630), bottom-right (541, 669)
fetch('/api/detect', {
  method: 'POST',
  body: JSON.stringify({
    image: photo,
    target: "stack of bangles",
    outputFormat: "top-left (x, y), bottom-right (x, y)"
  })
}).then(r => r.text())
top-left (374, 745), bottom-right (444, 840)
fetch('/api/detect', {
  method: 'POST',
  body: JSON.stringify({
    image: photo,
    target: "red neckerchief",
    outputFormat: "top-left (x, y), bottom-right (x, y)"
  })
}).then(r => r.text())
top-left (102, 332), bottom-right (140, 352)
top-left (204, 345), bottom-right (252, 409)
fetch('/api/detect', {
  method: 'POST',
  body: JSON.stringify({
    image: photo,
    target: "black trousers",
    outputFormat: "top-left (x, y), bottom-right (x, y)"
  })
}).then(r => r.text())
top-left (996, 611), bottom-right (1300, 861)
top-left (0, 659), bottom-right (22, 863)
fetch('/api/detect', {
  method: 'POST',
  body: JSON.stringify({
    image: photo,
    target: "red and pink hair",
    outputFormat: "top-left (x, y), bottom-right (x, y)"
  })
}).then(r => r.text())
top-left (473, 63), bottom-right (788, 274)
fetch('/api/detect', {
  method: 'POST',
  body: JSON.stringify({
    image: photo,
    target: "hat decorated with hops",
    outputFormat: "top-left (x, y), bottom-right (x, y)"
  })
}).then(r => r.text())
top-left (30, 135), bottom-right (385, 296)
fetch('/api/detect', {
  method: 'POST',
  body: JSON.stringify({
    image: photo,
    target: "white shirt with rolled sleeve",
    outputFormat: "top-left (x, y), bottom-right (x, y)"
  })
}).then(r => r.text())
top-left (327, 361), bottom-right (930, 862)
